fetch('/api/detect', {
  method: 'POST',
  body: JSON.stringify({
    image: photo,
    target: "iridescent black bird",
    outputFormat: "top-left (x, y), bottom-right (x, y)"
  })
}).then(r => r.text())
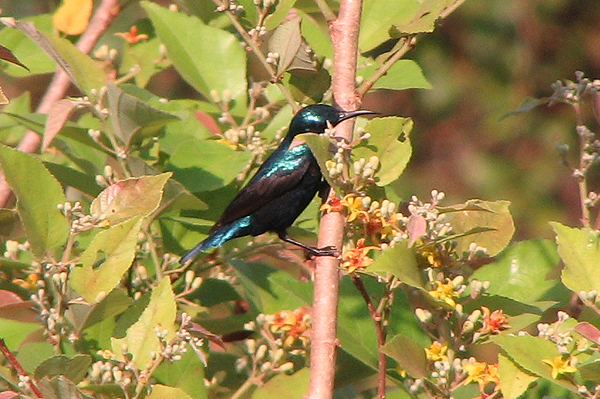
top-left (179, 104), bottom-right (376, 264)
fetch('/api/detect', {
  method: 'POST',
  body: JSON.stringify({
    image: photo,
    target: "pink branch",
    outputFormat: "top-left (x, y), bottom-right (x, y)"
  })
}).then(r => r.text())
top-left (308, 1), bottom-right (366, 398)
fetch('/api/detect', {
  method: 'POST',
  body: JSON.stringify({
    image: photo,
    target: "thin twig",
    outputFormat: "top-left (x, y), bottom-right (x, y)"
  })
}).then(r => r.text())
top-left (573, 102), bottom-right (591, 228)
top-left (357, 36), bottom-right (417, 97)
top-left (213, 0), bottom-right (299, 111)
top-left (351, 274), bottom-right (387, 399)
top-left (0, 339), bottom-right (45, 399)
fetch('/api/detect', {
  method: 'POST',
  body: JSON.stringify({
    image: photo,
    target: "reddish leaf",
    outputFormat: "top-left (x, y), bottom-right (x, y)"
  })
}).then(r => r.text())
top-left (0, 290), bottom-right (37, 324)
top-left (407, 214), bottom-right (426, 247)
top-left (195, 110), bottom-right (220, 135)
top-left (0, 390), bottom-right (20, 399)
top-left (0, 44), bottom-right (29, 71)
top-left (575, 322), bottom-right (600, 345)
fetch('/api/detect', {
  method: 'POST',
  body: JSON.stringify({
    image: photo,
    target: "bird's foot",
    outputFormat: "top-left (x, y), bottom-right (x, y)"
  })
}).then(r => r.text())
top-left (307, 245), bottom-right (338, 257)
top-left (278, 233), bottom-right (338, 257)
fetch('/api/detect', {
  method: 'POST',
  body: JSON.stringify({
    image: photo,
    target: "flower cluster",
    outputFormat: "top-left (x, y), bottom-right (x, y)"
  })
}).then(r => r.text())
top-left (236, 308), bottom-right (311, 381)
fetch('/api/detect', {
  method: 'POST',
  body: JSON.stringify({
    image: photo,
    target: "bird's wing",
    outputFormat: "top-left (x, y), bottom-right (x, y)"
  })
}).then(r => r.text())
top-left (212, 148), bottom-right (314, 228)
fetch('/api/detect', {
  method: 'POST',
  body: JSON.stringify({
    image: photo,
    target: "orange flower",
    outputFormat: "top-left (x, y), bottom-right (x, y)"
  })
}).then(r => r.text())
top-left (269, 308), bottom-right (311, 347)
top-left (115, 26), bottom-right (149, 44)
top-left (320, 196), bottom-right (343, 213)
top-left (364, 209), bottom-right (395, 240)
top-left (480, 306), bottom-right (510, 334)
top-left (341, 238), bottom-right (378, 273)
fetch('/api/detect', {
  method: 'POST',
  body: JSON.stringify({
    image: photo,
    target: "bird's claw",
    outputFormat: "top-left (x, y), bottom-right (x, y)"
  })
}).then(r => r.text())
top-left (308, 245), bottom-right (338, 257)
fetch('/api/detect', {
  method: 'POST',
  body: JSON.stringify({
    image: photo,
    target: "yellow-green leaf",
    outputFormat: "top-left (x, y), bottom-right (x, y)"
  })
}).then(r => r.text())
top-left (90, 173), bottom-right (171, 225)
top-left (0, 144), bottom-right (69, 257)
top-left (357, 117), bottom-right (413, 186)
top-left (146, 385), bottom-right (193, 399)
top-left (442, 199), bottom-right (515, 256)
top-left (551, 222), bottom-right (600, 294)
top-left (70, 217), bottom-right (143, 302)
top-left (112, 278), bottom-right (177, 369)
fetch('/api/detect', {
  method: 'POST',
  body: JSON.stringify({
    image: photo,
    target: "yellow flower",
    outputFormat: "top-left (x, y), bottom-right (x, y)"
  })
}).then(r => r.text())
top-left (542, 356), bottom-right (577, 379)
top-left (428, 280), bottom-right (459, 307)
top-left (462, 361), bottom-right (487, 387)
top-left (341, 194), bottom-right (369, 222)
top-left (425, 341), bottom-right (448, 362)
top-left (461, 361), bottom-right (500, 393)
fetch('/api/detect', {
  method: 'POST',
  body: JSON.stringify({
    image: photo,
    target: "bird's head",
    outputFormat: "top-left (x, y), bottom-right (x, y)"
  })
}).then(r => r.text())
top-left (288, 104), bottom-right (377, 136)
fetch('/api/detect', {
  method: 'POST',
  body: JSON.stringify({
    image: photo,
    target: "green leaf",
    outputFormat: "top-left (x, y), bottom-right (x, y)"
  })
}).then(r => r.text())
top-left (43, 162), bottom-right (102, 197)
top-left (90, 173), bottom-right (172, 225)
top-left (296, 133), bottom-right (336, 188)
top-left (111, 278), bottom-right (177, 370)
top-left (358, 59), bottom-right (431, 91)
top-left (43, 36), bottom-right (106, 97)
top-left (154, 349), bottom-right (207, 399)
top-left (142, 2), bottom-right (247, 111)
top-left (167, 140), bottom-right (251, 192)
top-left (442, 199), bottom-right (515, 256)
top-left (498, 353), bottom-right (538, 399)
top-left (551, 222), bottom-right (600, 294)
top-left (194, 278), bottom-right (240, 307)
top-left (470, 239), bottom-right (562, 303)
top-left (146, 385), bottom-right (193, 399)
top-left (106, 83), bottom-right (179, 146)
top-left (579, 358), bottom-right (600, 384)
top-left (38, 376), bottom-right (92, 399)
top-left (34, 355), bottom-right (91, 384)
top-left (336, 276), bottom-right (380, 371)
top-left (264, 0), bottom-right (298, 30)
top-left (492, 335), bottom-right (578, 392)
top-left (231, 260), bottom-right (312, 314)
top-left (251, 368), bottom-right (309, 399)
top-left (357, 117), bottom-right (413, 186)
top-left (389, 0), bottom-right (456, 35)
top-left (287, 68), bottom-right (331, 104)
top-left (0, 15), bottom-right (55, 77)
top-left (0, 18), bottom-right (105, 96)
top-left (0, 144), bottom-right (69, 257)
top-left (360, 0), bottom-right (453, 52)
top-left (0, 318), bottom-right (41, 348)
top-left (68, 288), bottom-right (133, 331)
top-left (368, 240), bottom-right (424, 288)
top-left (16, 341), bottom-right (55, 373)
top-left (381, 334), bottom-right (428, 378)
top-left (70, 217), bottom-right (143, 302)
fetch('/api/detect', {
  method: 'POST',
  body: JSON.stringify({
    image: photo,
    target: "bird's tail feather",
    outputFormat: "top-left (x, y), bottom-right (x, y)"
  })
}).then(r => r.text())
top-left (179, 217), bottom-right (251, 264)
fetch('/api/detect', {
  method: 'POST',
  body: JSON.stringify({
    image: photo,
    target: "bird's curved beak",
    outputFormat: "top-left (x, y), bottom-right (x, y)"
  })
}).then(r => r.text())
top-left (337, 109), bottom-right (379, 123)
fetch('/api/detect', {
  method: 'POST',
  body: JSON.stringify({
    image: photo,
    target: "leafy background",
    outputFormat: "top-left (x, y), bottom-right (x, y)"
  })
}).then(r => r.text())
top-left (1, 1), bottom-right (600, 399)
top-left (3, 1), bottom-right (600, 239)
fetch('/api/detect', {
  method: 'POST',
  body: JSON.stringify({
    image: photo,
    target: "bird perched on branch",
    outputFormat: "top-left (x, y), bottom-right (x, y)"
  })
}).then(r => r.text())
top-left (179, 104), bottom-right (376, 264)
